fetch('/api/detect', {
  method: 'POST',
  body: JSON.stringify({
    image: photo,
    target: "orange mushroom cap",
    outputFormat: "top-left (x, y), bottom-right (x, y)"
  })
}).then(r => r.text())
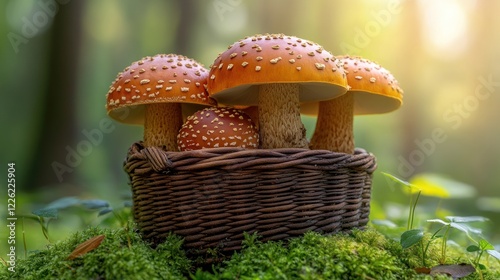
top-left (207, 33), bottom-right (348, 105)
top-left (106, 54), bottom-right (215, 124)
top-left (302, 55), bottom-right (403, 115)
top-left (177, 107), bottom-right (259, 151)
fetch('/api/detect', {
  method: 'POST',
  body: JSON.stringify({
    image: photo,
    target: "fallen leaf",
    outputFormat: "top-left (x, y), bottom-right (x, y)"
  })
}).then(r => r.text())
top-left (430, 263), bottom-right (475, 279)
top-left (67, 235), bottom-right (105, 260)
top-left (414, 267), bottom-right (431, 274)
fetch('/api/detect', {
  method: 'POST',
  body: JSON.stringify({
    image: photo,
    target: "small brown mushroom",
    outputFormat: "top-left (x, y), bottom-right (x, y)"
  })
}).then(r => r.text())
top-left (207, 34), bottom-right (348, 149)
top-left (106, 54), bottom-right (215, 149)
top-left (302, 55), bottom-right (404, 153)
top-left (177, 107), bottom-right (259, 151)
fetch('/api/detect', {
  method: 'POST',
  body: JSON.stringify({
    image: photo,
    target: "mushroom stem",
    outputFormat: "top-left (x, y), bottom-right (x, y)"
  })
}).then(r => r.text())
top-left (309, 93), bottom-right (354, 153)
top-left (258, 83), bottom-right (308, 149)
top-left (143, 103), bottom-right (182, 150)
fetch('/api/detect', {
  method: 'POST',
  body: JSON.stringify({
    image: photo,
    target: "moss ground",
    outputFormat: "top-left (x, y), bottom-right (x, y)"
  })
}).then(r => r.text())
top-left (1, 226), bottom-right (499, 279)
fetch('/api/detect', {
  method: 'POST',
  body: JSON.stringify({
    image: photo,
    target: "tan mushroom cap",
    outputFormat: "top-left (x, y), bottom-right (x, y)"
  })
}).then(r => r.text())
top-left (207, 33), bottom-right (348, 105)
top-left (177, 107), bottom-right (259, 151)
top-left (301, 55), bottom-right (403, 115)
top-left (106, 54), bottom-right (215, 124)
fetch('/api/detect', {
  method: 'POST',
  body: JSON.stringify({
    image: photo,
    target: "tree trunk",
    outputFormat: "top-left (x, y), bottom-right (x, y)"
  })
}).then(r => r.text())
top-left (175, 0), bottom-right (196, 55)
top-left (27, 1), bottom-right (84, 192)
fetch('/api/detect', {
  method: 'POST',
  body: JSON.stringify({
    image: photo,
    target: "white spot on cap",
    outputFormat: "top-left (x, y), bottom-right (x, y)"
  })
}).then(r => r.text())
top-left (315, 63), bottom-right (325, 70)
top-left (270, 57), bottom-right (282, 64)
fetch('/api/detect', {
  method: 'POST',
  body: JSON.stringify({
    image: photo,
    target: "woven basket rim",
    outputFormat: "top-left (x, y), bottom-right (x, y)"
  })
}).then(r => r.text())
top-left (125, 141), bottom-right (377, 174)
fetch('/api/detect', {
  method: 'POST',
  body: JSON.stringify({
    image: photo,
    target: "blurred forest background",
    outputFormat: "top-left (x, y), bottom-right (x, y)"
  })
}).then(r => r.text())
top-left (1, 0), bottom-right (500, 249)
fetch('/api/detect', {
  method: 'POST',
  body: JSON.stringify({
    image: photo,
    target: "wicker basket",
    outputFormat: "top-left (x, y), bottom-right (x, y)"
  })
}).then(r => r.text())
top-left (124, 142), bottom-right (377, 258)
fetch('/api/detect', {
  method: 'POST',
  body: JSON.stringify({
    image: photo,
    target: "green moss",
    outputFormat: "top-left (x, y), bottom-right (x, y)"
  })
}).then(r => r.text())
top-left (1, 227), bottom-right (499, 279)
top-left (1, 227), bottom-right (190, 279)
top-left (200, 229), bottom-right (411, 279)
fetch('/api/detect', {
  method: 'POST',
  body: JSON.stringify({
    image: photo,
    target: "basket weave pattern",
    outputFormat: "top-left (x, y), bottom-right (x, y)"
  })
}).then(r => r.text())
top-left (124, 142), bottom-right (377, 254)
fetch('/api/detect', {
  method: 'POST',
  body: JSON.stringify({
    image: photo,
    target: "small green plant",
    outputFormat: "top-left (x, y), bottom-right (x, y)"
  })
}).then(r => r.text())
top-left (18, 196), bottom-right (132, 255)
top-left (381, 172), bottom-right (500, 276)
top-left (382, 172), bottom-right (421, 230)
top-left (467, 239), bottom-right (500, 270)
top-left (24, 197), bottom-right (112, 242)
top-left (426, 216), bottom-right (487, 265)
top-left (30, 207), bottom-right (58, 243)
top-left (402, 216), bottom-right (493, 267)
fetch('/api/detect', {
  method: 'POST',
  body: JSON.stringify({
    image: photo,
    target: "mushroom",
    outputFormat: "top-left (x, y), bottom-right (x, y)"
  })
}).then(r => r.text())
top-left (233, 105), bottom-right (259, 130)
top-left (207, 33), bottom-right (348, 149)
top-left (302, 55), bottom-right (403, 153)
top-left (106, 54), bottom-right (215, 149)
top-left (177, 107), bottom-right (259, 151)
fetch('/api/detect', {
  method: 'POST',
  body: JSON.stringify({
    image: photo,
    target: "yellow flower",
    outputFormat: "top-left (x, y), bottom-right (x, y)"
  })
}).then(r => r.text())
top-left (408, 173), bottom-right (476, 199)
top-left (409, 174), bottom-right (450, 198)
